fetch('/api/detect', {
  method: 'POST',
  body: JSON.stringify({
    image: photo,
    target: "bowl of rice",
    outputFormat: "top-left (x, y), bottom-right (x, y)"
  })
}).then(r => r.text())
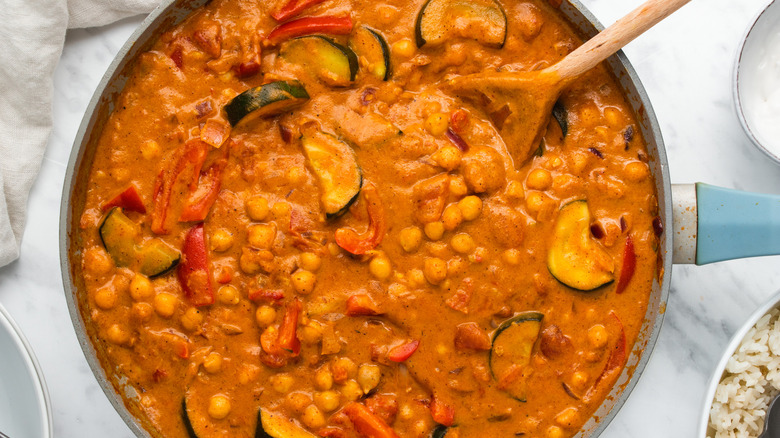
top-left (700, 288), bottom-right (780, 437)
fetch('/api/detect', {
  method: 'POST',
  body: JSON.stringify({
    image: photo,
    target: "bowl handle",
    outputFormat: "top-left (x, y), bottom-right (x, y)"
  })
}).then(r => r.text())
top-left (672, 183), bottom-right (780, 264)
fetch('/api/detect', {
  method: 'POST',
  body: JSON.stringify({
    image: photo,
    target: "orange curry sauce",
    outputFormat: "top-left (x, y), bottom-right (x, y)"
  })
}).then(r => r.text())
top-left (76, 0), bottom-right (661, 436)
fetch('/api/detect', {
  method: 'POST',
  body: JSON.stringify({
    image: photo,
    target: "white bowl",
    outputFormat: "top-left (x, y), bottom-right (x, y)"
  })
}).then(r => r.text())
top-left (698, 288), bottom-right (780, 437)
top-left (734, 0), bottom-right (780, 165)
top-left (0, 303), bottom-right (53, 438)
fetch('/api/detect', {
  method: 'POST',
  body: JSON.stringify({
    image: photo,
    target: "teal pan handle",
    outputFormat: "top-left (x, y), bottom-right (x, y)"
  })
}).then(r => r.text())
top-left (672, 183), bottom-right (780, 265)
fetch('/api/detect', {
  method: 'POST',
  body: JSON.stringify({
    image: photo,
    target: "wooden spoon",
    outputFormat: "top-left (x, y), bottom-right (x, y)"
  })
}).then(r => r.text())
top-left (446, 0), bottom-right (691, 167)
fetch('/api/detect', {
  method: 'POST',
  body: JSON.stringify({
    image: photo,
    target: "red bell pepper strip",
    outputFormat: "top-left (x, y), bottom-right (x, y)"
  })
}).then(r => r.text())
top-left (343, 402), bottom-right (400, 438)
top-left (179, 146), bottom-right (229, 222)
top-left (266, 15), bottom-right (353, 45)
top-left (584, 312), bottom-right (626, 403)
top-left (177, 223), bottom-right (215, 307)
top-left (101, 185), bottom-right (146, 213)
top-left (429, 394), bottom-right (455, 427)
top-left (277, 298), bottom-right (302, 355)
top-left (615, 235), bottom-right (636, 294)
top-left (271, 0), bottom-right (328, 22)
top-left (335, 183), bottom-right (387, 255)
top-left (248, 288), bottom-right (285, 302)
top-left (387, 340), bottom-right (419, 363)
top-left (151, 139), bottom-right (209, 234)
top-left (346, 294), bottom-right (381, 316)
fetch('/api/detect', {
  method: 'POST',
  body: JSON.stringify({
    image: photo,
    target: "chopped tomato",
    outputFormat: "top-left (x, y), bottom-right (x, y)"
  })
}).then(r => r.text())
top-left (366, 394), bottom-right (398, 425)
top-left (430, 394), bottom-right (455, 426)
top-left (450, 109), bottom-right (470, 133)
top-left (179, 146), bottom-right (229, 222)
top-left (266, 16), bottom-right (353, 45)
top-left (101, 185), bottom-right (146, 213)
top-left (199, 118), bottom-right (231, 148)
top-left (216, 265), bottom-right (233, 284)
top-left (271, 0), bottom-right (328, 22)
top-left (615, 235), bottom-right (636, 294)
top-left (177, 223), bottom-right (215, 307)
top-left (170, 47), bottom-right (183, 69)
top-left (248, 289), bottom-right (285, 302)
top-left (335, 183), bottom-right (387, 255)
top-left (346, 294), bottom-right (381, 316)
top-left (387, 340), bottom-right (419, 363)
top-left (343, 402), bottom-right (400, 438)
top-left (453, 322), bottom-right (491, 351)
top-left (151, 139), bottom-right (209, 234)
top-left (193, 21), bottom-right (222, 58)
top-left (318, 427), bottom-right (347, 438)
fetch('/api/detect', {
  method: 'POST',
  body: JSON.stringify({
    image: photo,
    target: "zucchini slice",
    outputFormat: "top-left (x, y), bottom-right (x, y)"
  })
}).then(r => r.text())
top-left (547, 201), bottom-right (615, 291)
top-left (224, 81), bottom-right (310, 127)
top-left (256, 409), bottom-right (317, 438)
top-left (488, 312), bottom-right (543, 402)
top-left (415, 0), bottom-right (508, 48)
top-left (301, 131), bottom-right (363, 218)
top-left (349, 26), bottom-right (392, 81)
top-left (99, 208), bottom-right (180, 277)
top-left (279, 36), bottom-right (359, 87)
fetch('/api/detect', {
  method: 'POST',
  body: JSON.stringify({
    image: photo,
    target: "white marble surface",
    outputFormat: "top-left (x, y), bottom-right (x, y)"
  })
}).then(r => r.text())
top-left (1, 0), bottom-right (780, 436)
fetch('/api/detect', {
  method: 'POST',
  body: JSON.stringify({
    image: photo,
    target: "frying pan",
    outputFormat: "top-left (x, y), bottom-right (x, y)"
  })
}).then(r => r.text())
top-left (58, 0), bottom-right (780, 436)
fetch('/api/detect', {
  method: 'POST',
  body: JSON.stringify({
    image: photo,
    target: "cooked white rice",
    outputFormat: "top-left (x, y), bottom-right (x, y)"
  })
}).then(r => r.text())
top-left (708, 308), bottom-right (780, 438)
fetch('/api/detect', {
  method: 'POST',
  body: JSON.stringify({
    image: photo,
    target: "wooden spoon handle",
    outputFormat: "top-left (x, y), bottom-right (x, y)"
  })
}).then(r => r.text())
top-left (549, 0), bottom-right (691, 81)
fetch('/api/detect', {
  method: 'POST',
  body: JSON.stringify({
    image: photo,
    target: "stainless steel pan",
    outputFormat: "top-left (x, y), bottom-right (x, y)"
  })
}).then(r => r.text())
top-left (62, 0), bottom-right (760, 436)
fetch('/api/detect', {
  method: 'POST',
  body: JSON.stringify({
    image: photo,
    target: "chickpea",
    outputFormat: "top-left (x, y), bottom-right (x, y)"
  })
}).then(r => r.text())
top-left (546, 426), bottom-right (565, 438)
top-left (141, 140), bottom-right (161, 160)
top-left (203, 352), bottom-right (223, 374)
top-left (272, 202), bottom-right (292, 222)
top-left (286, 392), bottom-right (313, 414)
top-left (425, 113), bottom-right (449, 137)
top-left (399, 226), bottom-right (423, 252)
top-left (407, 268), bottom-right (426, 287)
top-left (502, 249), bottom-right (522, 265)
top-left (588, 324), bottom-right (608, 349)
top-left (106, 324), bottom-right (130, 345)
top-left (357, 363), bottom-right (381, 394)
top-left (84, 247), bottom-right (114, 276)
top-left (457, 195), bottom-right (482, 221)
top-left (131, 302), bottom-right (153, 321)
top-left (442, 204), bottom-right (463, 231)
top-left (526, 168), bottom-right (553, 191)
top-left (570, 371), bottom-right (589, 390)
top-left (181, 307), bottom-right (204, 331)
top-left (208, 395), bottom-right (231, 419)
top-left (555, 407), bottom-right (580, 428)
top-left (624, 161), bottom-right (650, 182)
top-left (299, 322), bottom-right (323, 344)
top-left (240, 247), bottom-right (270, 275)
top-left (604, 107), bottom-right (622, 127)
top-left (314, 391), bottom-right (341, 412)
top-left (505, 180), bottom-right (525, 199)
top-left (424, 221), bottom-right (445, 240)
top-left (431, 145), bottom-right (461, 171)
top-left (423, 257), bottom-right (447, 285)
top-left (247, 223), bottom-right (277, 249)
top-left (302, 405), bottom-right (326, 429)
top-left (369, 255), bottom-right (392, 280)
top-left (315, 367), bottom-right (334, 391)
top-left (255, 305), bottom-right (277, 327)
top-left (291, 269), bottom-right (316, 295)
top-left (525, 192), bottom-right (547, 216)
top-left (392, 39), bottom-right (416, 58)
top-left (94, 287), bottom-right (118, 310)
top-left (217, 285), bottom-right (240, 305)
top-left (271, 374), bottom-right (295, 393)
top-left (300, 252), bottom-right (322, 271)
top-left (341, 380), bottom-right (363, 401)
top-left (331, 357), bottom-right (357, 383)
top-left (129, 273), bottom-right (154, 301)
top-left (153, 293), bottom-right (178, 318)
top-left (450, 233), bottom-right (475, 254)
top-left (327, 242), bottom-right (341, 256)
top-left (449, 175), bottom-right (468, 197)
top-left (210, 228), bottom-right (234, 252)
top-left (246, 196), bottom-right (269, 221)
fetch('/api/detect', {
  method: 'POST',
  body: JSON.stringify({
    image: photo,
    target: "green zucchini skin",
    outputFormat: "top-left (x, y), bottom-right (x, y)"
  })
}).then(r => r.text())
top-left (415, 0), bottom-right (508, 48)
top-left (431, 424), bottom-right (450, 438)
top-left (224, 81), bottom-right (310, 127)
top-left (350, 26), bottom-right (392, 81)
top-left (552, 99), bottom-right (568, 138)
top-left (280, 36), bottom-right (359, 86)
top-left (301, 131), bottom-right (363, 219)
top-left (139, 240), bottom-right (181, 278)
top-left (182, 399), bottom-right (199, 438)
top-left (488, 311), bottom-right (544, 402)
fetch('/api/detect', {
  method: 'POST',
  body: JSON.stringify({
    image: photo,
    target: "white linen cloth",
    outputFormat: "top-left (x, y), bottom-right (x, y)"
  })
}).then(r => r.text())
top-left (0, 0), bottom-right (159, 267)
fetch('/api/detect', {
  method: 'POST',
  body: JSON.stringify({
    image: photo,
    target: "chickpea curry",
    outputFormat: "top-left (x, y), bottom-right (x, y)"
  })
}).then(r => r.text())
top-left (75, 0), bottom-right (663, 437)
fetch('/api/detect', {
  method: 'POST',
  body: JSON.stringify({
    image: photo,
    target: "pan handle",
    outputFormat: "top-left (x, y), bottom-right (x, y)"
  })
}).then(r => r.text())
top-left (672, 183), bottom-right (780, 264)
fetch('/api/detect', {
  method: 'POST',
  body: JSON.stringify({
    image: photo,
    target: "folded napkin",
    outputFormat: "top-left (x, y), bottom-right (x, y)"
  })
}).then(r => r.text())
top-left (0, 0), bottom-right (158, 267)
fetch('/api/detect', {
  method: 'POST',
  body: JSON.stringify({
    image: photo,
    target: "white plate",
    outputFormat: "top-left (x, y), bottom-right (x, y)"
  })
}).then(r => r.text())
top-left (0, 303), bottom-right (53, 438)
